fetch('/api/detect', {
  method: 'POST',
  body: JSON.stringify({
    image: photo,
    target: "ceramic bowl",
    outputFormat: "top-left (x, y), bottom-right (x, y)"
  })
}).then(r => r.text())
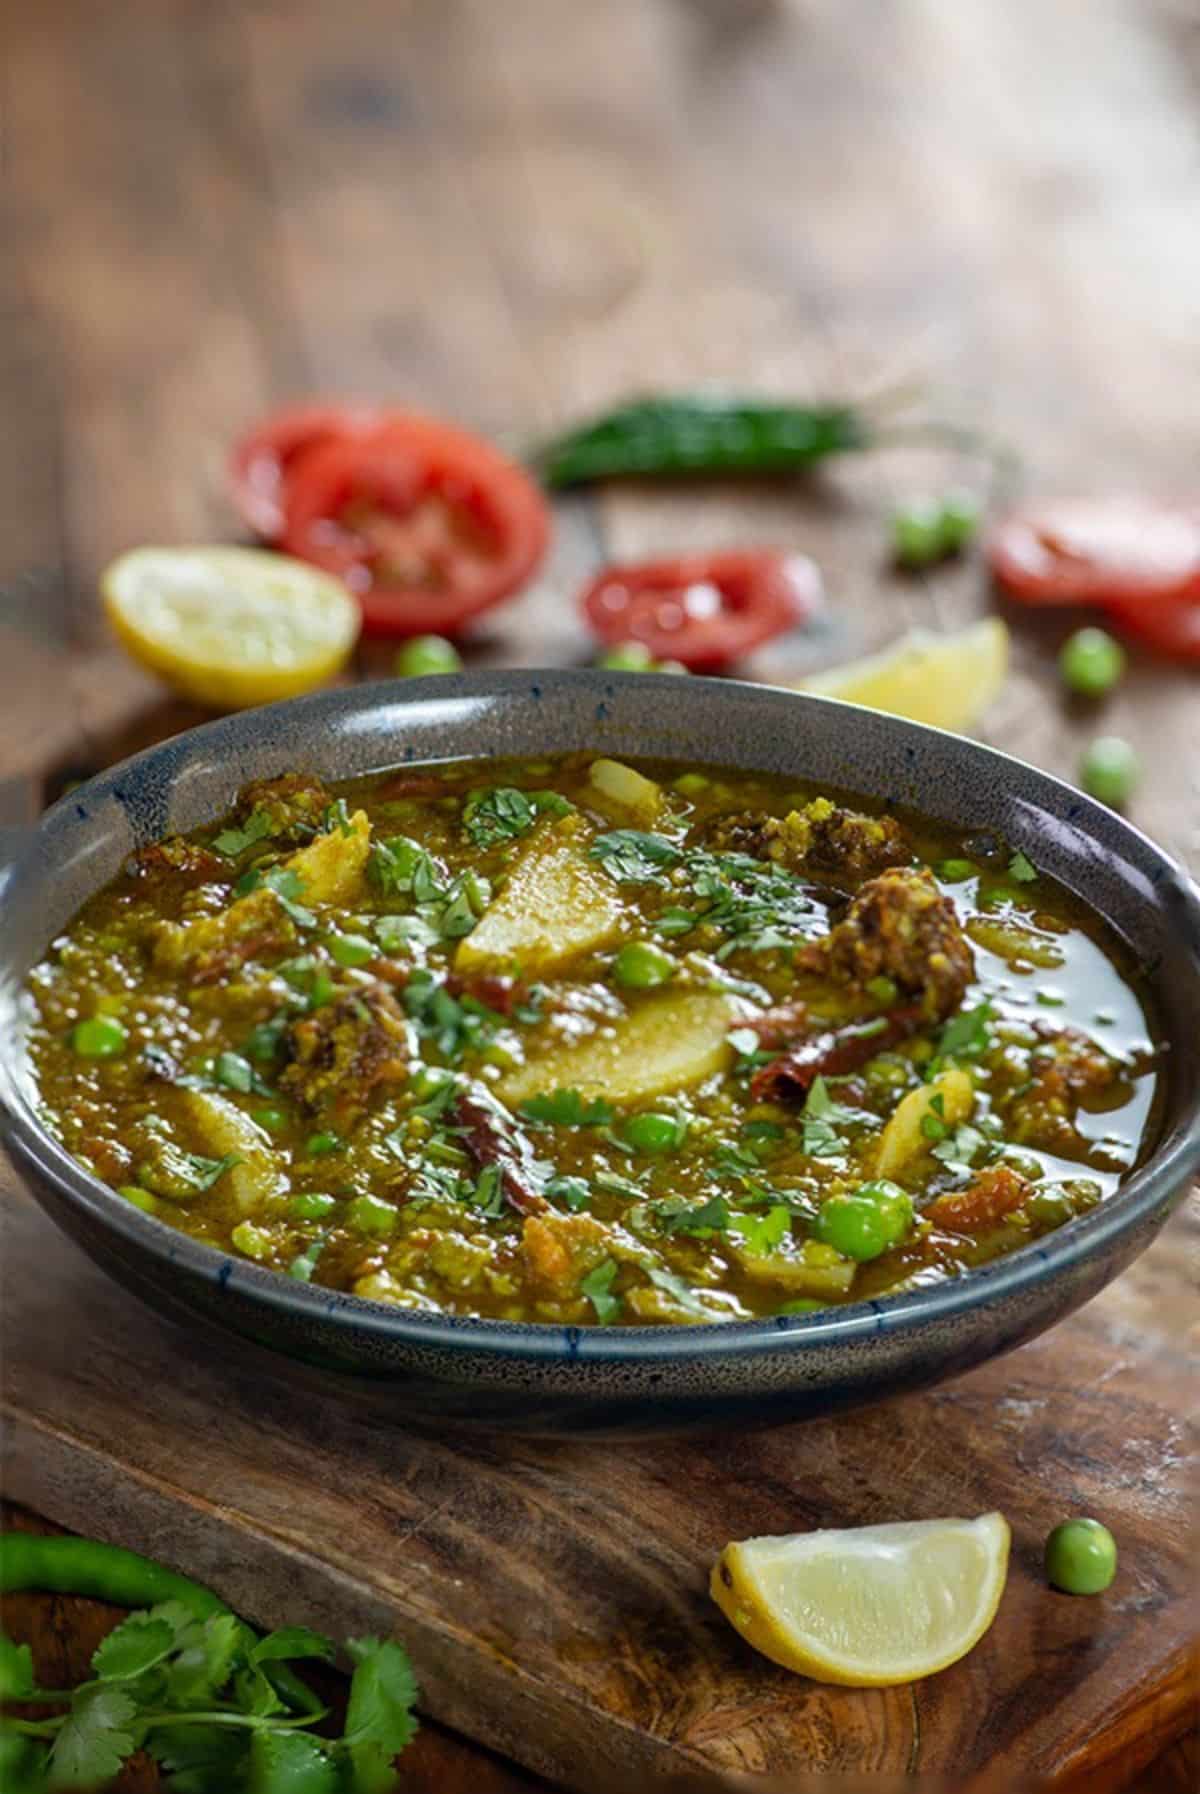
top-left (2, 671), bottom-right (1197, 1434)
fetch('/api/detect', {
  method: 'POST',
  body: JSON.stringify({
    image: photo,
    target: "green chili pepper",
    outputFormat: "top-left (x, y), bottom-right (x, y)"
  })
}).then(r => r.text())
top-left (533, 394), bottom-right (870, 486)
top-left (0, 1532), bottom-right (321, 1714)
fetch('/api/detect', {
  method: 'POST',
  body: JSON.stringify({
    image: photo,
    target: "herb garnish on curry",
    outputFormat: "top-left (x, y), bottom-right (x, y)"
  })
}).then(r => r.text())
top-left (26, 756), bottom-right (1160, 1325)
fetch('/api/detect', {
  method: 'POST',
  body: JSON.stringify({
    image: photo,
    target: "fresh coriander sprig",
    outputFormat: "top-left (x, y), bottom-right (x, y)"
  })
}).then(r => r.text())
top-left (0, 1596), bottom-right (419, 1794)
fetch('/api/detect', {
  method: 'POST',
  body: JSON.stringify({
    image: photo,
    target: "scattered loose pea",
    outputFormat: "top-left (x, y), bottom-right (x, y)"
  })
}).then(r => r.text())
top-left (891, 501), bottom-right (946, 568)
top-left (1059, 626), bottom-right (1126, 698)
top-left (1044, 1518), bottom-right (1117, 1594)
top-left (71, 1015), bottom-right (128, 1058)
top-left (1080, 736), bottom-right (1140, 808)
top-left (305, 1130), bottom-right (343, 1157)
top-left (393, 634), bottom-right (463, 678)
top-left (937, 489), bottom-right (981, 552)
top-left (613, 940), bottom-right (676, 990)
top-left (253, 1107), bottom-right (288, 1133)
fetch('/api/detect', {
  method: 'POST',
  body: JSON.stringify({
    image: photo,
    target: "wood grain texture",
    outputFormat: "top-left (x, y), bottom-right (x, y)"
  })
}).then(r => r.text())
top-left (1, 0), bottom-right (1198, 1789)
top-left (2, 1182), bottom-right (1197, 1792)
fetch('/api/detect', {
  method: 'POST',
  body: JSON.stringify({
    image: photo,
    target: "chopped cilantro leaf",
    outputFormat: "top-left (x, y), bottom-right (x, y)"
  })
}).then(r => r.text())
top-left (543, 1174), bottom-right (592, 1212)
top-left (801, 1075), bottom-right (858, 1158)
top-left (936, 1000), bottom-right (993, 1065)
top-left (1008, 849), bottom-right (1038, 883)
top-left (212, 808), bottom-right (277, 859)
top-left (653, 1193), bottom-right (731, 1237)
top-left (729, 1204), bottom-right (791, 1255)
top-left (263, 866), bottom-right (317, 927)
top-left (580, 1258), bottom-right (622, 1322)
top-left (180, 1151), bottom-right (242, 1192)
top-left (463, 786), bottom-right (572, 849)
top-left (323, 797), bottom-right (355, 837)
top-left (589, 830), bottom-right (683, 885)
top-left (520, 1088), bottom-right (615, 1127)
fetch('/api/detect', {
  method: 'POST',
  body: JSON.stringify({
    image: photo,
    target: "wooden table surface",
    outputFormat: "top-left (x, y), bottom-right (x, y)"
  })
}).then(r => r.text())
top-left (1, 0), bottom-right (1197, 1788)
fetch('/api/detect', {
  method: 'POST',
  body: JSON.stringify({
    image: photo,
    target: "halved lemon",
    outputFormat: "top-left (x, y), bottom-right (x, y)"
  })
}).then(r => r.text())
top-left (711, 1511), bottom-right (1010, 1686)
top-left (102, 546), bottom-right (361, 710)
top-left (799, 616), bottom-right (1009, 733)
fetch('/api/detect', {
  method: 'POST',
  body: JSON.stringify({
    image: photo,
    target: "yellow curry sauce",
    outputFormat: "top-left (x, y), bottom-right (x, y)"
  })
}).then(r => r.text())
top-left (26, 756), bottom-right (1161, 1325)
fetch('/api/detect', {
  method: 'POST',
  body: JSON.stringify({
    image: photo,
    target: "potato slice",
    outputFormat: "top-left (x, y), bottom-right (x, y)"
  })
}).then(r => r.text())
top-left (874, 1067), bottom-right (974, 1181)
top-left (587, 758), bottom-right (664, 825)
top-left (499, 989), bottom-right (738, 1107)
top-left (456, 815), bottom-right (624, 977)
top-left (180, 1088), bottom-right (284, 1215)
top-left (281, 808), bottom-right (371, 906)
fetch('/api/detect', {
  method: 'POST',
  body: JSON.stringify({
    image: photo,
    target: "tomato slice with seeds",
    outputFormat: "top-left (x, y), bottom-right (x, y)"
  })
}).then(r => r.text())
top-left (280, 417), bottom-right (550, 638)
top-left (229, 403), bottom-right (382, 540)
top-left (987, 497), bottom-right (1200, 608)
top-left (580, 549), bottom-right (821, 671)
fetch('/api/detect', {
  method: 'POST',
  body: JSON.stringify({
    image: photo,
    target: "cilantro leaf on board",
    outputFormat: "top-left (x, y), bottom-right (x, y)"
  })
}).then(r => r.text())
top-left (48, 1684), bottom-right (138, 1790)
top-left (246, 1729), bottom-right (339, 1794)
top-left (341, 1638), bottom-right (420, 1792)
top-left (91, 1614), bottom-right (176, 1682)
top-left (0, 1631), bottom-right (35, 1700)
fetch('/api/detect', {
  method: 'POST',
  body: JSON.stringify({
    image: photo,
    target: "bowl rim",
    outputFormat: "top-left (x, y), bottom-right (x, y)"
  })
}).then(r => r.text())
top-left (4, 667), bottom-right (1199, 1365)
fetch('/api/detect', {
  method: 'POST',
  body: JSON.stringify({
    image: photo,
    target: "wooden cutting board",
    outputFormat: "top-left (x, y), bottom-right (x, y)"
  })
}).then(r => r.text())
top-left (2, 1177), bottom-right (1195, 1794)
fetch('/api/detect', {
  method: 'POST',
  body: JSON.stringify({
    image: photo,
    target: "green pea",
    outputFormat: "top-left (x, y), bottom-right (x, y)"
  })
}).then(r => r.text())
top-left (673, 772), bottom-right (710, 796)
top-left (118, 1184), bottom-right (158, 1215)
top-left (612, 940), bottom-right (676, 990)
top-left (1023, 1185), bottom-right (1074, 1230)
top-left (71, 1015), bottom-right (128, 1058)
top-left (865, 974), bottom-right (899, 1006)
top-left (1044, 1518), bottom-right (1117, 1595)
top-left (813, 1194), bottom-right (891, 1262)
top-left (1059, 627), bottom-right (1126, 699)
top-left (253, 1107), bottom-right (289, 1133)
top-left (937, 489), bottom-right (981, 552)
top-left (891, 501), bottom-right (946, 568)
top-left (852, 1179), bottom-right (914, 1247)
top-left (1080, 736), bottom-right (1140, 809)
top-left (598, 641), bottom-right (655, 671)
top-left (288, 1192), bottom-right (337, 1222)
top-left (327, 930), bottom-right (376, 968)
top-left (231, 1220), bottom-right (273, 1261)
top-left (393, 635), bottom-right (463, 678)
top-left (622, 1112), bottom-right (687, 1155)
top-left (305, 1131), bottom-right (342, 1157)
top-left (777, 1297), bottom-right (824, 1315)
top-left (937, 858), bottom-right (976, 883)
top-left (347, 1194), bottom-right (398, 1237)
top-left (813, 1182), bottom-right (912, 1262)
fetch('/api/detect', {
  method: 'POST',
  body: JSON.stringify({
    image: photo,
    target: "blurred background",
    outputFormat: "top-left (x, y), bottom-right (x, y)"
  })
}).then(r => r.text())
top-left (0, 2), bottom-right (1196, 1789)
top-left (1, 0), bottom-right (1197, 858)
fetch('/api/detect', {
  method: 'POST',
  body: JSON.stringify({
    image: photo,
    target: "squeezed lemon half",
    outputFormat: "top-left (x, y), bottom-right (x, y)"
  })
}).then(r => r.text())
top-left (102, 546), bottom-right (361, 710)
top-left (711, 1511), bottom-right (1010, 1686)
top-left (800, 617), bottom-right (1009, 732)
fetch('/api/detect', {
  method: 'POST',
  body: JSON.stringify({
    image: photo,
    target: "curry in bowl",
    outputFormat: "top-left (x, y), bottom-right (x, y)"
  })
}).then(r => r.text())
top-left (26, 755), bottom-right (1160, 1326)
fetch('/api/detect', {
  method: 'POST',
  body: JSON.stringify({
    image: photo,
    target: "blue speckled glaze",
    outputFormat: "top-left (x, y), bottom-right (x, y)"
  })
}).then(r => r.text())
top-left (1, 671), bottom-right (1198, 1435)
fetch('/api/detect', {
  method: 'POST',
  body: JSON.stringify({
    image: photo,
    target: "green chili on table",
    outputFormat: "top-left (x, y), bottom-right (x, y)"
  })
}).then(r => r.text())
top-left (0, 1532), bottom-right (321, 1715)
top-left (532, 394), bottom-right (870, 486)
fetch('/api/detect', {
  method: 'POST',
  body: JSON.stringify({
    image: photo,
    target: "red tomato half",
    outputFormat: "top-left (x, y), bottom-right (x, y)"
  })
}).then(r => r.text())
top-left (229, 403), bottom-right (382, 540)
top-left (987, 497), bottom-right (1200, 607)
top-left (580, 549), bottom-right (822, 670)
top-left (280, 417), bottom-right (551, 638)
top-left (1105, 594), bottom-right (1200, 661)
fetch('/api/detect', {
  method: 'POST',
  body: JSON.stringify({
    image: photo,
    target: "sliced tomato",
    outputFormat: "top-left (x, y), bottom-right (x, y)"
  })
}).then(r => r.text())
top-left (1105, 594), bottom-right (1200, 661)
top-left (280, 417), bottom-right (550, 638)
top-left (580, 549), bottom-right (821, 671)
top-left (229, 403), bottom-right (382, 540)
top-left (987, 497), bottom-right (1200, 607)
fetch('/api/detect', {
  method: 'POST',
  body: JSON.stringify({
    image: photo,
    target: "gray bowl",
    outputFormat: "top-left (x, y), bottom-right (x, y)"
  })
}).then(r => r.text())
top-left (2, 670), bottom-right (1197, 1434)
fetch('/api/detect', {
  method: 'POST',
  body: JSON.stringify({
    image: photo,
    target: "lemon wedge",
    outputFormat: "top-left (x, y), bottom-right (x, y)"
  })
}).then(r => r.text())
top-left (711, 1511), bottom-right (1010, 1686)
top-left (102, 546), bottom-right (361, 710)
top-left (800, 617), bottom-right (1009, 732)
